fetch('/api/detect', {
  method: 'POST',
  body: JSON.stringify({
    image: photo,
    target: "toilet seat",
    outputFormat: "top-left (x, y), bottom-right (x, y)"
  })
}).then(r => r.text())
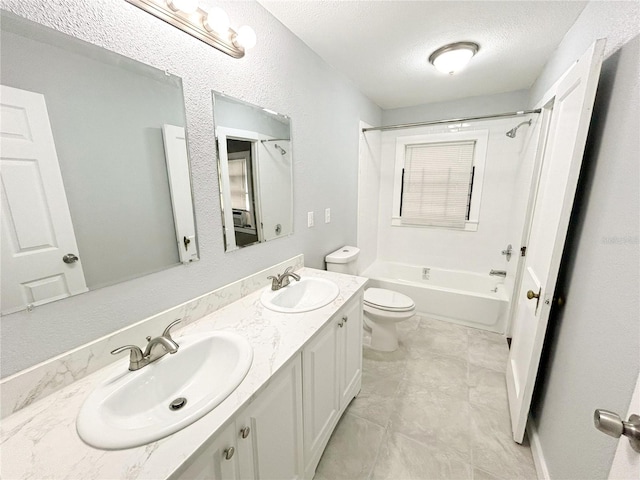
top-left (364, 288), bottom-right (415, 312)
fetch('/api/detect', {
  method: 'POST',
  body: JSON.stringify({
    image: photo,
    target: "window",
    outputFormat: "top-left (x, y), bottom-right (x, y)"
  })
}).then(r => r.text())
top-left (392, 130), bottom-right (488, 231)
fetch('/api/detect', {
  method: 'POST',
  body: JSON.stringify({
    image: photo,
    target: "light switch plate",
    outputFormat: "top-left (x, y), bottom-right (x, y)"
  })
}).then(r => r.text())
top-left (307, 211), bottom-right (314, 227)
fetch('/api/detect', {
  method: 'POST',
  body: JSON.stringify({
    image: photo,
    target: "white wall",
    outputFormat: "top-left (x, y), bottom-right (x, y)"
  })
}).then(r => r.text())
top-left (357, 122), bottom-right (381, 272)
top-left (528, 2), bottom-right (640, 478)
top-left (0, 0), bottom-right (381, 377)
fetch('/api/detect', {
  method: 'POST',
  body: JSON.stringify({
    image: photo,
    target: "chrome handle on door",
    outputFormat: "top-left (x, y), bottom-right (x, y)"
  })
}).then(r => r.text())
top-left (223, 446), bottom-right (235, 460)
top-left (342, 315), bottom-right (348, 323)
top-left (240, 426), bottom-right (250, 439)
top-left (62, 253), bottom-right (79, 264)
top-left (594, 409), bottom-right (640, 453)
top-left (338, 320), bottom-right (344, 328)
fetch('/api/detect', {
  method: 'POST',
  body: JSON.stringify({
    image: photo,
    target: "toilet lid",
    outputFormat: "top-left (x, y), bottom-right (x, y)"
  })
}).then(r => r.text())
top-left (364, 288), bottom-right (415, 311)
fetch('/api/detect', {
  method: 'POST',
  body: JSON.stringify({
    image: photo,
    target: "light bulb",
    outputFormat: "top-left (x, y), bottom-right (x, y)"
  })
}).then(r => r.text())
top-left (234, 25), bottom-right (256, 50)
top-left (167, 0), bottom-right (198, 14)
top-left (429, 42), bottom-right (479, 75)
top-left (203, 7), bottom-right (230, 34)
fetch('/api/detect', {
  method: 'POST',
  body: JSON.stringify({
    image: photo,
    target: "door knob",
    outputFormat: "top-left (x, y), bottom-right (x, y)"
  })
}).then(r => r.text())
top-left (526, 290), bottom-right (540, 300)
top-left (63, 253), bottom-right (79, 264)
top-left (594, 409), bottom-right (640, 453)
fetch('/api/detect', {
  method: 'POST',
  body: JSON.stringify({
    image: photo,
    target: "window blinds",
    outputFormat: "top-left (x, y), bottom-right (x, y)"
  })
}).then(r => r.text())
top-left (401, 141), bottom-right (475, 228)
top-left (228, 157), bottom-right (250, 210)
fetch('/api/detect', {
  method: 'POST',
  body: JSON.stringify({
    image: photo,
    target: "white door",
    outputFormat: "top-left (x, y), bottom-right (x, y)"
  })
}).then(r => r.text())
top-left (607, 373), bottom-right (640, 479)
top-left (506, 39), bottom-right (606, 443)
top-left (162, 124), bottom-right (198, 264)
top-left (1, 85), bottom-right (87, 314)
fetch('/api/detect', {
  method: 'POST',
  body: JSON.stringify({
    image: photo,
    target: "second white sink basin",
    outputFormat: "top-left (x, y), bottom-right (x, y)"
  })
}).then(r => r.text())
top-left (76, 331), bottom-right (253, 450)
top-left (261, 277), bottom-right (339, 313)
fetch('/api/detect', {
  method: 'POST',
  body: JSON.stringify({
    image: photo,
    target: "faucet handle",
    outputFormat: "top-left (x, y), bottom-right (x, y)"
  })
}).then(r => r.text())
top-left (111, 345), bottom-right (145, 370)
top-left (267, 275), bottom-right (281, 290)
top-left (162, 319), bottom-right (181, 341)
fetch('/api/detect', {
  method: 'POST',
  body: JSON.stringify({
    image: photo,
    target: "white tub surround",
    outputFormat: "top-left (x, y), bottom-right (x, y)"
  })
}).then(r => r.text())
top-left (363, 261), bottom-right (509, 333)
top-left (0, 266), bottom-right (366, 479)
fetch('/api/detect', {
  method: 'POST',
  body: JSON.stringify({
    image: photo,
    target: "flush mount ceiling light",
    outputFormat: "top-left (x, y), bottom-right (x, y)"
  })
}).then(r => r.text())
top-left (429, 42), bottom-right (479, 75)
top-left (126, 0), bottom-right (256, 58)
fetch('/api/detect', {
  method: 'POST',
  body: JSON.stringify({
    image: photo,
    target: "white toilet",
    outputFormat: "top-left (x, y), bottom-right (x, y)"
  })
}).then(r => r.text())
top-left (325, 246), bottom-right (416, 352)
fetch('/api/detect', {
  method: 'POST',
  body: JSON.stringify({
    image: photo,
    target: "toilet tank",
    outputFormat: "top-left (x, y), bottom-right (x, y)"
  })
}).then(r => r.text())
top-left (325, 246), bottom-right (360, 275)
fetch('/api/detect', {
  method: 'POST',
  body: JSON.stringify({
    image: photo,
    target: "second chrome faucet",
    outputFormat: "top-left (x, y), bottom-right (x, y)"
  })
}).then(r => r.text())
top-left (111, 319), bottom-right (181, 371)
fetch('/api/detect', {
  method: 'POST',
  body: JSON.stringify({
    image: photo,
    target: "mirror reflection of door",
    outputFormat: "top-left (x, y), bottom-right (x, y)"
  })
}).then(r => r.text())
top-left (227, 139), bottom-right (260, 247)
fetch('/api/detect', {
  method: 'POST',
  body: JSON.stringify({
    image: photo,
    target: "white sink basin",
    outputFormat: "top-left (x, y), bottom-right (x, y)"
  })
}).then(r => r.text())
top-left (76, 331), bottom-right (253, 450)
top-left (261, 277), bottom-right (339, 313)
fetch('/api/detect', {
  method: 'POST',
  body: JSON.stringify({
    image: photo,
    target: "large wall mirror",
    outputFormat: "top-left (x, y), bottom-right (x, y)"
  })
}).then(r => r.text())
top-left (0, 12), bottom-right (199, 315)
top-left (212, 92), bottom-right (293, 252)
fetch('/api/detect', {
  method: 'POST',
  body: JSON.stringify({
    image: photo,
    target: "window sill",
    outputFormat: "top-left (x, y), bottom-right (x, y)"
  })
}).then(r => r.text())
top-left (391, 217), bottom-right (479, 232)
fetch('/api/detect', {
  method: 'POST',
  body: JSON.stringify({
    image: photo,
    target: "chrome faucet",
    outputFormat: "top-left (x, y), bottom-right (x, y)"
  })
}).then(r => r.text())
top-left (111, 319), bottom-right (181, 371)
top-left (267, 266), bottom-right (301, 291)
top-left (490, 270), bottom-right (507, 277)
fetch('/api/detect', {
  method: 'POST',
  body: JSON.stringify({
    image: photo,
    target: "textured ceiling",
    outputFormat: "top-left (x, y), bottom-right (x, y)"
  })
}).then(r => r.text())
top-left (259, 1), bottom-right (587, 109)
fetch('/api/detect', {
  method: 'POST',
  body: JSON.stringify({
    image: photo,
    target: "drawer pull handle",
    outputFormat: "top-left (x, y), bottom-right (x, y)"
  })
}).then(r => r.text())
top-left (223, 447), bottom-right (235, 460)
top-left (240, 426), bottom-right (250, 439)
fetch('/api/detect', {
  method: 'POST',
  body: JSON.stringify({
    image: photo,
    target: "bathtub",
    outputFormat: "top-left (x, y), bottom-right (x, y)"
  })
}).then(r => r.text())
top-left (361, 261), bottom-right (509, 334)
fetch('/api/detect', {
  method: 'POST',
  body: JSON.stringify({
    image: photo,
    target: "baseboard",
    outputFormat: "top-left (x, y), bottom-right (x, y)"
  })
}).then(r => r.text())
top-left (527, 416), bottom-right (551, 480)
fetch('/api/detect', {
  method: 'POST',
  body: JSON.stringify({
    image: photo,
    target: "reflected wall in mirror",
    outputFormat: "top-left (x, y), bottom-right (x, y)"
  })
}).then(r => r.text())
top-left (0, 12), bottom-right (198, 315)
top-left (212, 92), bottom-right (293, 252)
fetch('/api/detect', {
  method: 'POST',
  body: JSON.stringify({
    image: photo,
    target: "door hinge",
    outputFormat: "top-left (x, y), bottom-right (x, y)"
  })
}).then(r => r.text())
top-left (520, 246), bottom-right (527, 257)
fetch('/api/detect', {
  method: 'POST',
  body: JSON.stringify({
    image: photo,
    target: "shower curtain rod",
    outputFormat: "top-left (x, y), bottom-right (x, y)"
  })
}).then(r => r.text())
top-left (261, 138), bottom-right (290, 142)
top-left (362, 108), bottom-right (542, 133)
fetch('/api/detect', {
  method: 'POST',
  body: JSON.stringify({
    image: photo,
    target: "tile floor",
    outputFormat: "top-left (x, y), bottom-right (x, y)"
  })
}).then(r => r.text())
top-left (313, 316), bottom-right (537, 480)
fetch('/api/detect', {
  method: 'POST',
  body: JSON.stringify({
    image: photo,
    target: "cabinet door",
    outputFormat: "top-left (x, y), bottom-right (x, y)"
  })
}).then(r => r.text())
top-left (175, 422), bottom-right (240, 480)
top-left (302, 319), bottom-right (340, 472)
top-left (338, 294), bottom-right (363, 408)
top-left (238, 355), bottom-right (304, 480)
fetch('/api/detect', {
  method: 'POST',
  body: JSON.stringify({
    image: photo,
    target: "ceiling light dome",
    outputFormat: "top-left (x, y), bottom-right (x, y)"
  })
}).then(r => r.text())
top-left (429, 42), bottom-right (479, 75)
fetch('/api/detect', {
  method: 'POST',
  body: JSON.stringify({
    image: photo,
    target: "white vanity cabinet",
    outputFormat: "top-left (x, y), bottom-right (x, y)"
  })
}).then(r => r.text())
top-left (174, 355), bottom-right (304, 480)
top-left (302, 293), bottom-right (363, 478)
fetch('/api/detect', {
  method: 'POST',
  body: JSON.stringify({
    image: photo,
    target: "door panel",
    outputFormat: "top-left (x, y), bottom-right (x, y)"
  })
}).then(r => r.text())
top-left (506, 39), bottom-right (606, 443)
top-left (1, 85), bottom-right (87, 314)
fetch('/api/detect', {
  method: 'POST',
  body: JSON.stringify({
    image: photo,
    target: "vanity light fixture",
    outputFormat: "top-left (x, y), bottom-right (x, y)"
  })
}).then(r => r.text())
top-left (125, 0), bottom-right (256, 58)
top-left (429, 41), bottom-right (479, 75)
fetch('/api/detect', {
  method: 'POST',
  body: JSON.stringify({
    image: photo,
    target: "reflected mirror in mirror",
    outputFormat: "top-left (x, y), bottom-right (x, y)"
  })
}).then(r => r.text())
top-left (0, 12), bottom-right (199, 315)
top-left (212, 91), bottom-right (293, 252)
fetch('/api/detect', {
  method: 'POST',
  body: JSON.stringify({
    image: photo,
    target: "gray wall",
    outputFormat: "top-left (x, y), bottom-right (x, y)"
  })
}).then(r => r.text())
top-left (528, 2), bottom-right (640, 478)
top-left (382, 89), bottom-right (529, 126)
top-left (214, 94), bottom-right (290, 139)
top-left (0, 0), bottom-right (381, 377)
top-left (1, 25), bottom-right (184, 290)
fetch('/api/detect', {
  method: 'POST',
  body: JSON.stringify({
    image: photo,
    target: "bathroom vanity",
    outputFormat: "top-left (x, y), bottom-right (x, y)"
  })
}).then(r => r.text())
top-left (0, 265), bottom-right (366, 480)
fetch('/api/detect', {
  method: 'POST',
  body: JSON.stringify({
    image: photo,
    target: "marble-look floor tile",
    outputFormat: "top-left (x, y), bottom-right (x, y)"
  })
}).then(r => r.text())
top-left (389, 382), bottom-right (472, 462)
top-left (403, 352), bottom-right (469, 400)
top-left (468, 334), bottom-right (510, 373)
top-left (346, 373), bottom-right (400, 427)
top-left (407, 329), bottom-right (469, 361)
top-left (420, 316), bottom-right (474, 337)
top-left (371, 431), bottom-right (472, 480)
top-left (362, 343), bottom-right (408, 380)
top-left (473, 467), bottom-right (502, 480)
top-left (471, 328), bottom-right (508, 344)
top-left (470, 404), bottom-right (537, 479)
top-left (468, 364), bottom-right (509, 413)
top-left (314, 413), bottom-right (385, 480)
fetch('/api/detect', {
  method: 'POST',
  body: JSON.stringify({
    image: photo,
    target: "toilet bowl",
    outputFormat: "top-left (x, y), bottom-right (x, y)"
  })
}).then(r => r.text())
top-left (363, 288), bottom-right (415, 351)
top-left (324, 246), bottom-right (416, 353)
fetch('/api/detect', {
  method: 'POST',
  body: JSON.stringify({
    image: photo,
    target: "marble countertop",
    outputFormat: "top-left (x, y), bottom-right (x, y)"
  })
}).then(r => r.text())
top-left (0, 267), bottom-right (367, 480)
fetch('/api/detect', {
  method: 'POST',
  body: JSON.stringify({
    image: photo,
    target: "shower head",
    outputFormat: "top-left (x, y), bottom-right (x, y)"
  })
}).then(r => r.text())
top-left (506, 119), bottom-right (532, 138)
top-left (274, 144), bottom-right (287, 155)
